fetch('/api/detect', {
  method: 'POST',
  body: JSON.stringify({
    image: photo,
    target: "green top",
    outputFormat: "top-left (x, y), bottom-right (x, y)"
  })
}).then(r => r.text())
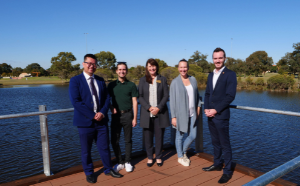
top-left (107, 78), bottom-right (138, 111)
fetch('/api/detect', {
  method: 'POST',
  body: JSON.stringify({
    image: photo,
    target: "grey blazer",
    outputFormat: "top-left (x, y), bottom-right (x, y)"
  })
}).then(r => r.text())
top-left (170, 75), bottom-right (201, 133)
top-left (138, 75), bottom-right (170, 128)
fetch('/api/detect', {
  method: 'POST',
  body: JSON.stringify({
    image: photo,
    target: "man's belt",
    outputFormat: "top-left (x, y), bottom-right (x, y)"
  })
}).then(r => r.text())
top-left (120, 108), bottom-right (132, 114)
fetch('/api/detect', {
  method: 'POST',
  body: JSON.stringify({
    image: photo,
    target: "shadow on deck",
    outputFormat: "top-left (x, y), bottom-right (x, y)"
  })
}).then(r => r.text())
top-left (1, 146), bottom-right (296, 186)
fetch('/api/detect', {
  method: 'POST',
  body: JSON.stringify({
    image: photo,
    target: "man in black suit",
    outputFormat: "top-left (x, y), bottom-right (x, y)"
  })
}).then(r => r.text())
top-left (203, 48), bottom-right (237, 184)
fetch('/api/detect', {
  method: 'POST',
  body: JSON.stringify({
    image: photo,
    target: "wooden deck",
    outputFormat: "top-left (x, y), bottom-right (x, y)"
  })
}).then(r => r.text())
top-left (2, 148), bottom-right (296, 186)
top-left (31, 149), bottom-right (274, 186)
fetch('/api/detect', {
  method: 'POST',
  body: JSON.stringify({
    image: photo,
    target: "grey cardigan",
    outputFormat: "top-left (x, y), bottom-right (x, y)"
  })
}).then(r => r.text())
top-left (138, 75), bottom-right (170, 128)
top-left (170, 75), bottom-right (201, 133)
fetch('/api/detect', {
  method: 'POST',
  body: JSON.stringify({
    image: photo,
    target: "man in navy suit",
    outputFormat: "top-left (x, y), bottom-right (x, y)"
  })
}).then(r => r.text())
top-left (69, 54), bottom-right (123, 184)
top-left (203, 48), bottom-right (237, 184)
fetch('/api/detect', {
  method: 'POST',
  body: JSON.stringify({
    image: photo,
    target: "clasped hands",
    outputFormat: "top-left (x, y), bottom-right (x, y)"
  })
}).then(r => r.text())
top-left (149, 106), bottom-right (159, 116)
top-left (93, 112), bottom-right (104, 121)
top-left (204, 109), bottom-right (217, 117)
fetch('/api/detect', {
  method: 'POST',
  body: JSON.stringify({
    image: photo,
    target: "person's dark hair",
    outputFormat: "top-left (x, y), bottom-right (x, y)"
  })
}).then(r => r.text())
top-left (178, 58), bottom-right (189, 69)
top-left (84, 54), bottom-right (97, 62)
top-left (212, 47), bottom-right (226, 58)
top-left (145, 58), bottom-right (159, 84)
top-left (117, 62), bottom-right (128, 71)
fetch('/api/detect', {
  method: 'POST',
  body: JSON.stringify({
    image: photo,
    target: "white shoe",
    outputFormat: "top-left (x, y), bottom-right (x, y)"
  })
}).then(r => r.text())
top-left (178, 158), bottom-right (190, 166)
top-left (183, 154), bottom-right (190, 164)
top-left (125, 162), bottom-right (133, 172)
top-left (113, 164), bottom-right (125, 172)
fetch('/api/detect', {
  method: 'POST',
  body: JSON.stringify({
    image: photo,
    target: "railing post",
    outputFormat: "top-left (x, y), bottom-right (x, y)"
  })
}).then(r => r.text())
top-left (195, 97), bottom-right (203, 152)
top-left (39, 105), bottom-right (52, 176)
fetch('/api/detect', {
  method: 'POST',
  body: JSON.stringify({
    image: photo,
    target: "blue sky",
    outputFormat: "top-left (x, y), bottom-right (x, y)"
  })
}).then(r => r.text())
top-left (1, 0), bottom-right (299, 69)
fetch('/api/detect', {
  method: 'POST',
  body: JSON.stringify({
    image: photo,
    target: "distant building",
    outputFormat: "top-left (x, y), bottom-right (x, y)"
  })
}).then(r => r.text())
top-left (19, 73), bottom-right (31, 78)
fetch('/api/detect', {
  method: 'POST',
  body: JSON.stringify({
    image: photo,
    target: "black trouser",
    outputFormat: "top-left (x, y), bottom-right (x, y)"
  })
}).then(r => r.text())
top-left (111, 111), bottom-right (133, 164)
top-left (143, 117), bottom-right (165, 160)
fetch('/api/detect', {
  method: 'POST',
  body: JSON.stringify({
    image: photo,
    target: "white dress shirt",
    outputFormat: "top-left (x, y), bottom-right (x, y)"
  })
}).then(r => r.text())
top-left (213, 66), bottom-right (225, 90)
top-left (83, 72), bottom-right (100, 113)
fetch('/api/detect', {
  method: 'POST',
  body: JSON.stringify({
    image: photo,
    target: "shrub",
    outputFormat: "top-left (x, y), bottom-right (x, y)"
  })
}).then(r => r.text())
top-left (195, 73), bottom-right (208, 85)
top-left (245, 76), bottom-right (253, 86)
top-left (267, 75), bottom-right (295, 90)
top-left (255, 78), bottom-right (264, 86)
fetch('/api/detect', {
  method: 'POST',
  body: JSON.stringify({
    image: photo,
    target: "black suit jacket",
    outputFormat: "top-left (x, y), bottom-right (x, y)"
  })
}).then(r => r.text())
top-left (138, 75), bottom-right (170, 128)
top-left (204, 67), bottom-right (237, 120)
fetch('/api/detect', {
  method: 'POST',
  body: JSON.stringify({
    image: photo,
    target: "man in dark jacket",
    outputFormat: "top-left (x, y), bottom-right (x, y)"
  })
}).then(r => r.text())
top-left (203, 48), bottom-right (237, 184)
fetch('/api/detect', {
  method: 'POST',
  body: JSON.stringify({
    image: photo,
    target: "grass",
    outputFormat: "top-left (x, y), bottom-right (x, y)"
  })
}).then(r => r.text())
top-left (0, 76), bottom-right (68, 85)
top-left (238, 73), bottom-right (280, 83)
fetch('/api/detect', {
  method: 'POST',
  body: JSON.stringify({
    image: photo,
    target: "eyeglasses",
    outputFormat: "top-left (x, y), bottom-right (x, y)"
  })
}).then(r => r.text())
top-left (84, 62), bottom-right (97, 67)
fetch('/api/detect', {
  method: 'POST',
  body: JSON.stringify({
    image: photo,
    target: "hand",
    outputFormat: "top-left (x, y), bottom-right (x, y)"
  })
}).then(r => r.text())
top-left (94, 112), bottom-right (104, 121)
top-left (205, 109), bottom-right (217, 117)
top-left (150, 107), bottom-right (160, 116)
top-left (93, 112), bottom-right (100, 120)
top-left (149, 106), bottom-right (155, 112)
top-left (171, 118), bottom-right (177, 127)
top-left (110, 106), bottom-right (117, 114)
top-left (132, 119), bottom-right (137, 127)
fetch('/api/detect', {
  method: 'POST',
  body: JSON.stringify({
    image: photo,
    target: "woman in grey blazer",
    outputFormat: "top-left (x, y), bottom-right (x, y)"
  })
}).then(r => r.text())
top-left (170, 59), bottom-right (201, 167)
top-left (138, 58), bottom-right (170, 167)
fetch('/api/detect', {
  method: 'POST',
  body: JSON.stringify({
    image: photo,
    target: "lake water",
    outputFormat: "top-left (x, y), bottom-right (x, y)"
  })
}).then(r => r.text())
top-left (0, 84), bottom-right (299, 184)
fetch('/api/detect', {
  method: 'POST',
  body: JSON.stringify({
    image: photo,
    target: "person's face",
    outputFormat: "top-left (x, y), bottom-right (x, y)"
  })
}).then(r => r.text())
top-left (82, 57), bottom-right (97, 75)
top-left (116, 64), bottom-right (127, 78)
top-left (147, 63), bottom-right (157, 76)
top-left (178, 61), bottom-right (188, 77)
top-left (213, 51), bottom-right (226, 70)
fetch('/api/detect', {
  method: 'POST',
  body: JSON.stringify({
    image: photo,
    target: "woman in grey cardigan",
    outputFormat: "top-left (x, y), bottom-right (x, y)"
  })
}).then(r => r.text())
top-left (139, 58), bottom-right (170, 167)
top-left (170, 59), bottom-right (201, 167)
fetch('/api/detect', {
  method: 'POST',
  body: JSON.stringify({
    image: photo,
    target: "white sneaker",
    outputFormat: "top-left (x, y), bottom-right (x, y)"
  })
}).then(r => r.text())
top-left (113, 164), bottom-right (124, 172)
top-left (178, 158), bottom-right (190, 166)
top-left (125, 162), bottom-right (133, 172)
top-left (183, 154), bottom-right (190, 164)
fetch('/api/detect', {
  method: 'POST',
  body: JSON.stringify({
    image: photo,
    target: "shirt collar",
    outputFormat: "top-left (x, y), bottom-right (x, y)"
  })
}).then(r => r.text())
top-left (83, 71), bottom-right (94, 80)
top-left (116, 78), bottom-right (128, 84)
top-left (213, 66), bottom-right (226, 75)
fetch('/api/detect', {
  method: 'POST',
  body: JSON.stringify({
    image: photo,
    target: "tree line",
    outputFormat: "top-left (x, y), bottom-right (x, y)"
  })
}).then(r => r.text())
top-left (1, 42), bottom-right (299, 90)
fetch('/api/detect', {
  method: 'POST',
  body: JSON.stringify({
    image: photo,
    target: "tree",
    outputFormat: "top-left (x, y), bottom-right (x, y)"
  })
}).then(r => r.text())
top-left (0, 63), bottom-right (12, 75)
top-left (160, 67), bottom-right (179, 84)
top-left (188, 51), bottom-right (210, 72)
top-left (24, 63), bottom-right (46, 76)
top-left (245, 51), bottom-right (273, 77)
top-left (130, 65), bottom-right (145, 80)
top-left (154, 58), bottom-right (168, 73)
top-left (95, 68), bottom-right (113, 81)
top-left (50, 52), bottom-right (78, 80)
top-left (12, 67), bottom-right (23, 76)
top-left (225, 58), bottom-right (246, 76)
top-left (94, 51), bottom-right (116, 70)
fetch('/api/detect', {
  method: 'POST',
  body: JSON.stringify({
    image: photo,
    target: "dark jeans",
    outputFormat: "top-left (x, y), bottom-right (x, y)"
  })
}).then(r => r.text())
top-left (111, 111), bottom-right (133, 164)
top-left (143, 117), bottom-right (165, 160)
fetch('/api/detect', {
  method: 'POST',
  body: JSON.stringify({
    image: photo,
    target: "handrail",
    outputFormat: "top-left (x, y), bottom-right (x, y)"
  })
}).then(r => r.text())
top-left (243, 155), bottom-right (300, 186)
top-left (2, 103), bottom-right (300, 119)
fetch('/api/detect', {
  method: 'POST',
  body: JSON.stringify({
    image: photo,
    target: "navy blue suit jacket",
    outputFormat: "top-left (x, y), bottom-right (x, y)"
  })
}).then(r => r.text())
top-left (204, 67), bottom-right (237, 120)
top-left (69, 73), bottom-right (110, 127)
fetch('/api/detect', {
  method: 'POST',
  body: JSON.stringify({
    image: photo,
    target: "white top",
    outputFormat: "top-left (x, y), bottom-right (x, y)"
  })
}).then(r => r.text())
top-left (83, 72), bottom-right (99, 113)
top-left (185, 84), bottom-right (194, 117)
top-left (149, 76), bottom-right (157, 117)
top-left (213, 66), bottom-right (225, 90)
